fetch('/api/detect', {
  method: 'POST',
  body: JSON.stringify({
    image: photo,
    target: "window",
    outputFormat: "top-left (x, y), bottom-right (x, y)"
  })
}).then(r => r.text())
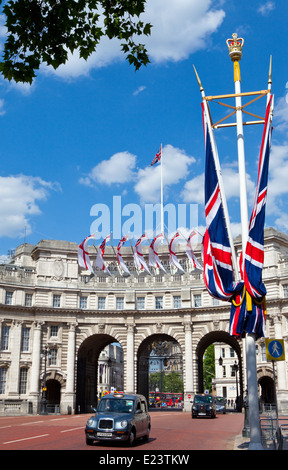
top-left (173, 296), bottom-right (181, 309)
top-left (5, 291), bottom-right (13, 305)
top-left (155, 275), bottom-right (163, 283)
top-left (194, 294), bottom-right (202, 307)
top-left (229, 348), bottom-right (235, 358)
top-left (49, 348), bottom-right (57, 366)
top-left (21, 327), bottom-right (30, 352)
top-left (155, 296), bottom-right (163, 309)
top-left (1, 325), bottom-right (10, 351)
top-left (50, 325), bottom-right (58, 338)
top-left (137, 297), bottom-right (145, 310)
top-left (79, 296), bottom-right (87, 309)
top-left (116, 297), bottom-right (124, 310)
top-left (25, 293), bottom-right (33, 307)
top-left (0, 368), bottom-right (7, 394)
top-left (19, 368), bottom-right (28, 394)
top-left (283, 284), bottom-right (288, 297)
top-left (53, 295), bottom-right (61, 308)
top-left (98, 297), bottom-right (106, 310)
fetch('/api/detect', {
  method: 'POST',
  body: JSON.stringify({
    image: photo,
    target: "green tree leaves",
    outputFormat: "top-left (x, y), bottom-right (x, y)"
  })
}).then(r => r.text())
top-left (0, 0), bottom-right (151, 83)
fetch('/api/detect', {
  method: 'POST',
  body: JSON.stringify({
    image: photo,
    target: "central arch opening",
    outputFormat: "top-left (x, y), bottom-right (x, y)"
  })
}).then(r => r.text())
top-left (137, 334), bottom-right (183, 410)
top-left (76, 334), bottom-right (123, 413)
top-left (196, 331), bottom-right (243, 409)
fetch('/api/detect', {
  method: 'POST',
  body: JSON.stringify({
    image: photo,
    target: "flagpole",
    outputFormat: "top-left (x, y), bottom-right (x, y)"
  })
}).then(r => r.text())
top-left (193, 66), bottom-right (239, 280)
top-left (227, 33), bottom-right (263, 450)
top-left (160, 143), bottom-right (164, 235)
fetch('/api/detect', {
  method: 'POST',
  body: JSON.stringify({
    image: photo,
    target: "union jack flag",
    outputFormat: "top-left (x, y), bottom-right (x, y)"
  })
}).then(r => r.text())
top-left (243, 96), bottom-right (273, 300)
top-left (230, 96), bottom-right (273, 339)
top-left (203, 109), bottom-right (242, 300)
top-left (151, 146), bottom-right (162, 166)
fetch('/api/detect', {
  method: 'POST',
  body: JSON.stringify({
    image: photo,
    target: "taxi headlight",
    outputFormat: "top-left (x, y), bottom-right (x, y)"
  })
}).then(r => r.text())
top-left (115, 419), bottom-right (128, 429)
top-left (87, 418), bottom-right (96, 427)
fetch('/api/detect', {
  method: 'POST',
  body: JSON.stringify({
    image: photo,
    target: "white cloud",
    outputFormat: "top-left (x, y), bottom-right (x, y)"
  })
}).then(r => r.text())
top-left (0, 175), bottom-right (59, 238)
top-left (257, 2), bottom-right (275, 16)
top-left (134, 144), bottom-right (195, 203)
top-left (274, 95), bottom-right (288, 133)
top-left (44, 0), bottom-right (225, 79)
top-left (142, 0), bottom-right (225, 63)
top-left (181, 161), bottom-right (255, 206)
top-left (79, 151), bottom-right (137, 186)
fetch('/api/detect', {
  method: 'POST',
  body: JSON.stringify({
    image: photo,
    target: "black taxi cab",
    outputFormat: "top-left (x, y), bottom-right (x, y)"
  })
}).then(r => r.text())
top-left (191, 394), bottom-right (216, 419)
top-left (85, 392), bottom-right (151, 446)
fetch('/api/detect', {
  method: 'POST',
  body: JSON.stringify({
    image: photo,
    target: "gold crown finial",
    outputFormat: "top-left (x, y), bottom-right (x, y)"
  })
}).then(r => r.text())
top-left (226, 33), bottom-right (244, 62)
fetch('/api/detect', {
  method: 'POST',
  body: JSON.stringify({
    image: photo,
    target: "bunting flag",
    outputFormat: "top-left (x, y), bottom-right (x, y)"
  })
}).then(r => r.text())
top-left (78, 233), bottom-right (96, 274)
top-left (149, 233), bottom-right (166, 272)
top-left (169, 232), bottom-right (185, 272)
top-left (186, 230), bottom-right (203, 270)
top-left (203, 107), bottom-right (242, 301)
top-left (95, 234), bottom-right (111, 275)
top-left (117, 235), bottom-right (130, 274)
top-left (134, 234), bottom-right (150, 274)
top-left (151, 146), bottom-right (162, 166)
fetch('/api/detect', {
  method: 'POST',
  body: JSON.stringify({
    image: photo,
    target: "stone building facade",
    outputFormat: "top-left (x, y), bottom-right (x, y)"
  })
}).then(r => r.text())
top-left (0, 227), bottom-right (288, 415)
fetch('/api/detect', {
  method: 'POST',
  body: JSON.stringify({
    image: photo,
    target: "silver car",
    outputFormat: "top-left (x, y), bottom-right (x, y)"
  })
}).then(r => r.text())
top-left (85, 392), bottom-right (151, 446)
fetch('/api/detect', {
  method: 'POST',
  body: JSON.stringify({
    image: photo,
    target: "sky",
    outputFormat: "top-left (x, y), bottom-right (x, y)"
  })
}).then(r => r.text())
top-left (1, 0), bottom-right (288, 261)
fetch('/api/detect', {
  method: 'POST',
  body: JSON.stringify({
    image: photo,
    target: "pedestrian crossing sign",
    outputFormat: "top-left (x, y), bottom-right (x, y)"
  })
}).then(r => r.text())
top-left (265, 339), bottom-right (285, 361)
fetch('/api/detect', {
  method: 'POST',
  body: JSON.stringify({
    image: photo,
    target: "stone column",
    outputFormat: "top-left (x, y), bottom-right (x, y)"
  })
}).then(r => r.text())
top-left (183, 319), bottom-right (193, 411)
top-left (8, 321), bottom-right (22, 396)
top-left (62, 322), bottom-right (77, 414)
top-left (30, 322), bottom-right (42, 395)
top-left (273, 314), bottom-right (288, 408)
top-left (125, 322), bottom-right (135, 393)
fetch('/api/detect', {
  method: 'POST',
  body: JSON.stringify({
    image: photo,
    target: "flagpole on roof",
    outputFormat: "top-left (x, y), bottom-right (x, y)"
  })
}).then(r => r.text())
top-left (160, 143), bottom-right (164, 235)
top-left (193, 65), bottom-right (239, 280)
top-left (227, 33), bottom-right (263, 450)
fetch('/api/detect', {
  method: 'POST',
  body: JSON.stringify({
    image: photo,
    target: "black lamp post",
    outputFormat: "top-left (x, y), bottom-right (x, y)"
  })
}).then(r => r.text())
top-left (232, 361), bottom-right (240, 411)
top-left (40, 345), bottom-right (51, 415)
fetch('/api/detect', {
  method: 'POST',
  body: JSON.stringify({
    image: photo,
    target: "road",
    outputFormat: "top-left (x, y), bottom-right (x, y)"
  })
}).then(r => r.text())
top-left (0, 411), bottom-right (244, 451)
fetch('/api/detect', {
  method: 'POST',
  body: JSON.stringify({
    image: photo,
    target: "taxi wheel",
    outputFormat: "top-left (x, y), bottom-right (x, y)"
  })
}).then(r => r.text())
top-left (86, 437), bottom-right (94, 446)
top-left (128, 429), bottom-right (135, 446)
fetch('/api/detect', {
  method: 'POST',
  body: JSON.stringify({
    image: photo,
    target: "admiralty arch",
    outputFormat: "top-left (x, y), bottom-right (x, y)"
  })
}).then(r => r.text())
top-left (1, 227), bottom-right (288, 415)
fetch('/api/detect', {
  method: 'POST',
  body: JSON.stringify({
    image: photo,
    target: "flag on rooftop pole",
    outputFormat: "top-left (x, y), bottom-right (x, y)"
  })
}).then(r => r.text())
top-left (149, 233), bottom-right (166, 272)
top-left (95, 234), bottom-right (111, 275)
top-left (151, 146), bottom-right (162, 166)
top-left (78, 233), bottom-right (96, 274)
top-left (117, 235), bottom-right (130, 275)
top-left (168, 231), bottom-right (185, 272)
top-left (186, 230), bottom-right (203, 270)
top-left (151, 145), bottom-right (164, 235)
top-left (134, 233), bottom-right (150, 274)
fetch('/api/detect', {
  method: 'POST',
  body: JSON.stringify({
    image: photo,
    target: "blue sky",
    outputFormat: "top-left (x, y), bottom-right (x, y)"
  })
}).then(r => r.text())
top-left (1, 0), bottom-right (288, 260)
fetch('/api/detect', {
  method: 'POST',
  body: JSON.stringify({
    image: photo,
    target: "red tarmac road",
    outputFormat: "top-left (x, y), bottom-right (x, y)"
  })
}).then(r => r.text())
top-left (0, 411), bottom-right (244, 451)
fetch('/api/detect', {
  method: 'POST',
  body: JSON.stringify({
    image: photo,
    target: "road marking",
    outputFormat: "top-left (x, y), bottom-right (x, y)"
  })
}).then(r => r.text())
top-left (0, 425), bottom-right (12, 430)
top-left (50, 417), bottom-right (67, 421)
top-left (61, 427), bottom-right (83, 433)
top-left (20, 420), bottom-right (44, 426)
top-left (3, 434), bottom-right (49, 445)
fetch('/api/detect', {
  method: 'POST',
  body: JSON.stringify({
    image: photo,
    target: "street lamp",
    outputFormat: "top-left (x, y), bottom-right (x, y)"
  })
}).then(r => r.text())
top-left (232, 361), bottom-right (240, 411)
top-left (40, 345), bottom-right (51, 415)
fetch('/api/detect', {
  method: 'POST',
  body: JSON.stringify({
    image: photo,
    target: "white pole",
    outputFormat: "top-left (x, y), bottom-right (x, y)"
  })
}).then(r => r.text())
top-left (193, 66), bottom-right (239, 280)
top-left (160, 143), bottom-right (164, 235)
top-left (228, 33), bottom-right (263, 450)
